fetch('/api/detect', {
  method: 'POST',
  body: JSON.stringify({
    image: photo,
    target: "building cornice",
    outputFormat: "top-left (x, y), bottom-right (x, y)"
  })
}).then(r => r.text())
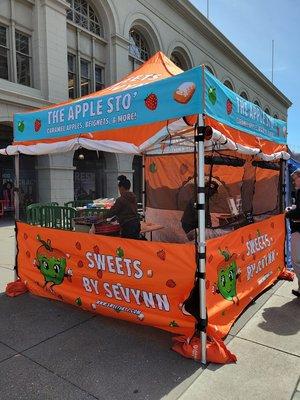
top-left (111, 33), bottom-right (130, 50)
top-left (40, 0), bottom-right (70, 15)
top-left (167, 0), bottom-right (292, 108)
top-left (0, 87), bottom-right (54, 110)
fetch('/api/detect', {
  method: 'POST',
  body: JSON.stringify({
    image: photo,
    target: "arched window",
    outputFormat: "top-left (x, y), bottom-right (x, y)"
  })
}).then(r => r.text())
top-left (170, 51), bottom-right (190, 71)
top-left (273, 114), bottom-right (278, 119)
top-left (66, 0), bottom-right (105, 99)
top-left (205, 65), bottom-right (214, 75)
top-left (171, 53), bottom-right (183, 69)
top-left (129, 29), bottom-right (150, 62)
top-left (264, 108), bottom-right (270, 115)
top-left (254, 100), bottom-right (261, 107)
top-left (224, 80), bottom-right (233, 91)
top-left (240, 91), bottom-right (248, 100)
top-left (66, 0), bottom-right (103, 37)
top-left (129, 28), bottom-right (150, 71)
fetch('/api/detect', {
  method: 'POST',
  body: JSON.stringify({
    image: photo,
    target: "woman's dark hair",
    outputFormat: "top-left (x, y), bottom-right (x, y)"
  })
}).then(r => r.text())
top-left (118, 175), bottom-right (131, 190)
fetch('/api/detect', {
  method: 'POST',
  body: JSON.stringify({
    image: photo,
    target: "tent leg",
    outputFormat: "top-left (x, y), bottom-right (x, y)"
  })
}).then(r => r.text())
top-left (196, 119), bottom-right (207, 365)
top-left (282, 160), bottom-right (289, 268)
top-left (14, 153), bottom-right (20, 282)
top-left (142, 154), bottom-right (146, 220)
top-left (14, 153), bottom-right (20, 221)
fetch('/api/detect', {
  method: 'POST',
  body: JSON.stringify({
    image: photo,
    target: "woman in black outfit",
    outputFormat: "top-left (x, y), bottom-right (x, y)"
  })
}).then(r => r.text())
top-left (106, 175), bottom-right (141, 239)
top-left (286, 168), bottom-right (300, 297)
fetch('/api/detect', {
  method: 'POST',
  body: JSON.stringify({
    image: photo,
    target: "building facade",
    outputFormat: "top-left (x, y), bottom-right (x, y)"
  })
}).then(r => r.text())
top-left (0, 0), bottom-right (292, 207)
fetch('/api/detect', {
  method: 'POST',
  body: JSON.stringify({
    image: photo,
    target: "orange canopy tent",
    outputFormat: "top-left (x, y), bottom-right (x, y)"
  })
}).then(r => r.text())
top-left (0, 52), bottom-right (290, 365)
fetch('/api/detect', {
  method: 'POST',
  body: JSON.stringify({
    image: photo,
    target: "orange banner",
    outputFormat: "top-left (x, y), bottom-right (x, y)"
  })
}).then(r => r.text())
top-left (16, 214), bottom-right (286, 340)
top-left (206, 214), bottom-right (286, 338)
top-left (16, 222), bottom-right (196, 337)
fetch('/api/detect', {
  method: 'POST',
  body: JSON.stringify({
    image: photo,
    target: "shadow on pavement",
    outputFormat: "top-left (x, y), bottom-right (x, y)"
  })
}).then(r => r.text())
top-left (258, 298), bottom-right (300, 336)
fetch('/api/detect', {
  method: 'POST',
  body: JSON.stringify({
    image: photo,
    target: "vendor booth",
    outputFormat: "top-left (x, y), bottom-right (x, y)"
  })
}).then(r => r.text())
top-left (0, 52), bottom-right (291, 364)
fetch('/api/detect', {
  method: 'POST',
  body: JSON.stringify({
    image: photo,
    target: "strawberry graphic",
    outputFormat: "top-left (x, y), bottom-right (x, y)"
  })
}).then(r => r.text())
top-left (97, 270), bottom-right (103, 279)
top-left (93, 245), bottom-right (100, 254)
top-left (77, 260), bottom-right (84, 268)
top-left (34, 119), bottom-right (42, 132)
top-left (75, 241), bottom-right (81, 250)
top-left (166, 279), bottom-right (176, 288)
top-left (26, 251), bottom-right (31, 258)
top-left (179, 163), bottom-right (188, 175)
top-left (144, 93), bottom-right (158, 110)
top-left (226, 99), bottom-right (233, 115)
top-left (157, 249), bottom-right (166, 260)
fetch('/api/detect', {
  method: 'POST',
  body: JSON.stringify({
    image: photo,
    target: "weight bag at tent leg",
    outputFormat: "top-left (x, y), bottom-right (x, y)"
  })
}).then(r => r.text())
top-left (278, 267), bottom-right (295, 281)
top-left (171, 335), bottom-right (237, 364)
top-left (5, 278), bottom-right (28, 297)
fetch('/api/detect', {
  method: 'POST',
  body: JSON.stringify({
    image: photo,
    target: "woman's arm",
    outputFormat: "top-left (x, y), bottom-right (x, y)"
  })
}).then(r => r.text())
top-left (106, 197), bottom-right (122, 218)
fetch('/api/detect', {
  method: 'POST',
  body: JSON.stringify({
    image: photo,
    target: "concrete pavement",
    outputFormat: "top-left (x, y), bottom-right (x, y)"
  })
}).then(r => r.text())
top-left (0, 217), bottom-right (16, 293)
top-left (0, 220), bottom-right (299, 399)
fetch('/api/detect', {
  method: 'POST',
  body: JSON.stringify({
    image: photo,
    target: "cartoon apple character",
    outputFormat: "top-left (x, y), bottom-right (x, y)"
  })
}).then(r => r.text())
top-left (213, 248), bottom-right (240, 304)
top-left (35, 235), bottom-right (72, 289)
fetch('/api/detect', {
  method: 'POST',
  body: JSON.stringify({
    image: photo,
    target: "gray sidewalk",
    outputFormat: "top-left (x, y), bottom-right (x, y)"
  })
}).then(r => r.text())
top-left (0, 217), bottom-right (16, 293)
top-left (0, 222), bottom-right (299, 399)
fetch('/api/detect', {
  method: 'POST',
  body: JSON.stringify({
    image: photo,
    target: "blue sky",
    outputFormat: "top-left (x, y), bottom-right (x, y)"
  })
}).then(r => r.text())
top-left (190, 0), bottom-right (299, 150)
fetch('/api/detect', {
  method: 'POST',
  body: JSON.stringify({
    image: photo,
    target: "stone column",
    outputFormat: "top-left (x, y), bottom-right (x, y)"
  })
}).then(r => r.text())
top-left (117, 153), bottom-right (134, 185)
top-left (36, 152), bottom-right (75, 205)
top-left (103, 153), bottom-right (134, 198)
top-left (110, 34), bottom-right (131, 82)
top-left (38, 0), bottom-right (69, 102)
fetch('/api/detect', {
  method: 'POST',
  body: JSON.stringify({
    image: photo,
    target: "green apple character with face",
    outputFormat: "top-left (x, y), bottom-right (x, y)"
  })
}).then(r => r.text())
top-left (216, 248), bottom-right (240, 304)
top-left (36, 235), bottom-right (72, 289)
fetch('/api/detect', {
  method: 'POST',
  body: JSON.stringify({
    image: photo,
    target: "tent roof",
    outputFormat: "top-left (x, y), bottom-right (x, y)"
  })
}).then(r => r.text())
top-left (0, 52), bottom-right (288, 159)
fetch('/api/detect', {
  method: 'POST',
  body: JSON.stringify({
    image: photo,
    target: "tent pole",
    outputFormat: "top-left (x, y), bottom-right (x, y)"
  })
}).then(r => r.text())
top-left (14, 153), bottom-right (20, 282)
top-left (142, 154), bottom-right (146, 220)
top-left (196, 116), bottom-right (207, 365)
top-left (14, 153), bottom-right (20, 221)
top-left (282, 160), bottom-right (289, 268)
